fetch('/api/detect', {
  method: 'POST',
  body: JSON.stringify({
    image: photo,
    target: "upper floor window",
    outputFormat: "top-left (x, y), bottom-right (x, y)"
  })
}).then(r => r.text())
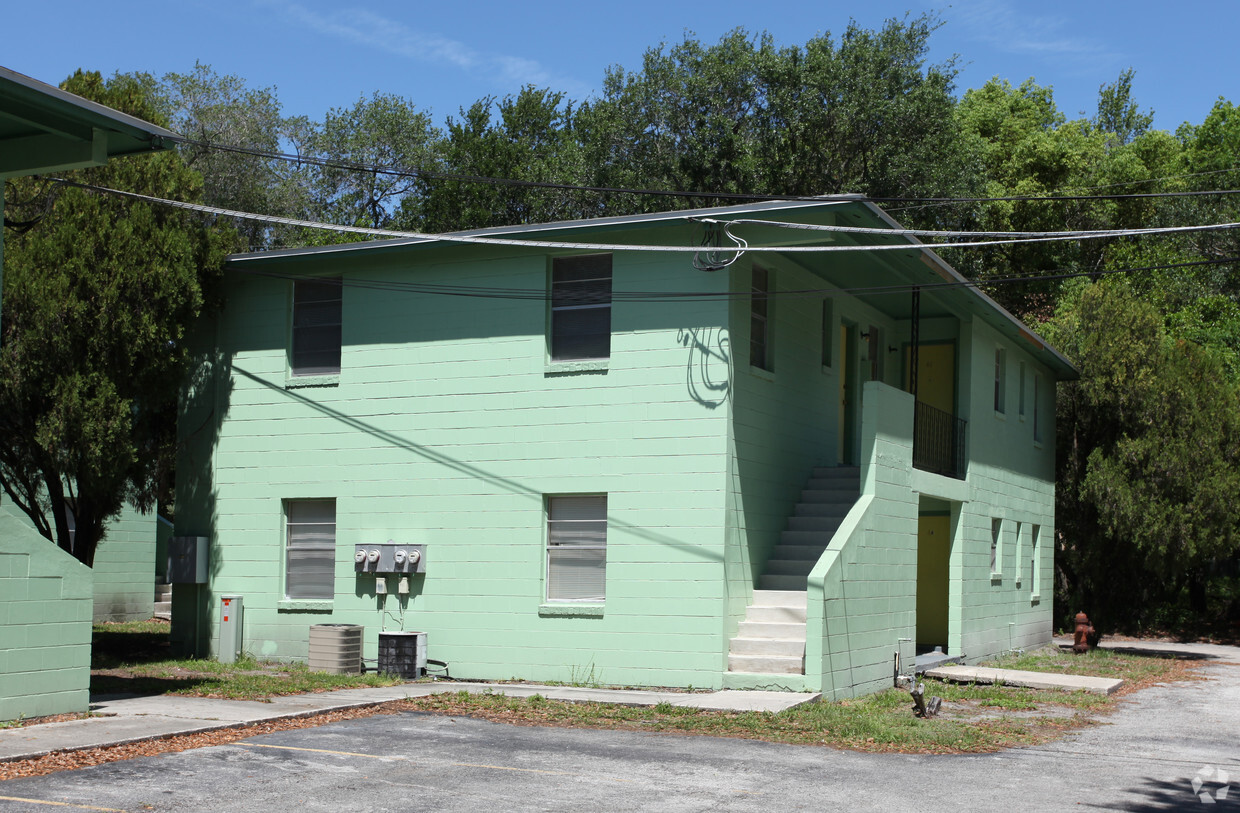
top-left (550, 255), bottom-right (612, 361)
top-left (994, 347), bottom-right (1007, 413)
top-left (292, 278), bottom-right (342, 376)
top-left (750, 266), bottom-right (773, 371)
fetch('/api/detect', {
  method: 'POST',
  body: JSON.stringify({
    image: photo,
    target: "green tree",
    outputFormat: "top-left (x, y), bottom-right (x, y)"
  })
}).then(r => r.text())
top-left (0, 70), bottom-right (238, 566)
top-left (308, 92), bottom-right (442, 230)
top-left (578, 17), bottom-right (979, 216)
top-left (156, 63), bottom-right (314, 250)
top-left (410, 87), bottom-right (593, 232)
top-left (1044, 280), bottom-right (1240, 628)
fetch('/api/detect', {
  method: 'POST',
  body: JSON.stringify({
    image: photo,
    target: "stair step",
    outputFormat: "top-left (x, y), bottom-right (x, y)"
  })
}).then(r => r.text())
top-left (786, 515), bottom-right (844, 533)
top-left (794, 503), bottom-right (853, 518)
top-left (758, 573), bottom-right (809, 590)
top-left (730, 637), bottom-right (805, 656)
top-left (800, 485), bottom-right (857, 498)
top-left (750, 589), bottom-right (808, 609)
top-left (728, 653), bottom-right (804, 674)
top-left (737, 620), bottom-right (806, 639)
top-left (764, 558), bottom-right (816, 576)
top-left (781, 530), bottom-right (838, 547)
top-left (811, 466), bottom-right (860, 479)
top-left (767, 544), bottom-right (828, 561)
top-left (746, 604), bottom-right (807, 624)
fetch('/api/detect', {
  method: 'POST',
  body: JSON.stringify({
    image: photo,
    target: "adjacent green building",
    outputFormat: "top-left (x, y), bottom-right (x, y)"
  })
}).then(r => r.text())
top-left (174, 197), bottom-right (1075, 696)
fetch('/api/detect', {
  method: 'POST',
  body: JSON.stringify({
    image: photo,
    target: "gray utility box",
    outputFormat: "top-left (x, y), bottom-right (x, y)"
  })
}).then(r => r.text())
top-left (378, 631), bottom-right (427, 679)
top-left (168, 536), bottom-right (209, 584)
top-left (355, 543), bottom-right (426, 574)
top-left (219, 595), bottom-right (243, 664)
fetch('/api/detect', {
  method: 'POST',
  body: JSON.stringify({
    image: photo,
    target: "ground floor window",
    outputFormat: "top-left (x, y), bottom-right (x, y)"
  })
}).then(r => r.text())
top-left (546, 495), bottom-right (607, 602)
top-left (285, 499), bottom-right (336, 600)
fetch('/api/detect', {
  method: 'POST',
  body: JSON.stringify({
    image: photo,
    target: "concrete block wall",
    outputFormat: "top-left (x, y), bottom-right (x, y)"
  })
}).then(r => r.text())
top-left (176, 244), bottom-right (741, 688)
top-left (807, 382), bottom-right (919, 699)
top-left (952, 320), bottom-right (1056, 659)
top-left (0, 495), bottom-right (154, 622)
top-left (0, 509), bottom-right (93, 721)
top-left (91, 503), bottom-right (156, 621)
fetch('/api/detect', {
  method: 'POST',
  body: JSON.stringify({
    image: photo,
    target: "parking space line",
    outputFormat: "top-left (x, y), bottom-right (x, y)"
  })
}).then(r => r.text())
top-left (0, 797), bottom-right (126, 812)
top-left (240, 743), bottom-right (408, 760)
top-left (237, 743), bottom-right (634, 782)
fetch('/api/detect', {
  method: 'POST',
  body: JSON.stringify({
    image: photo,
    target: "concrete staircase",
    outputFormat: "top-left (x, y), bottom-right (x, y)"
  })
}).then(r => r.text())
top-left (154, 582), bottom-right (172, 620)
top-left (728, 466), bottom-right (859, 675)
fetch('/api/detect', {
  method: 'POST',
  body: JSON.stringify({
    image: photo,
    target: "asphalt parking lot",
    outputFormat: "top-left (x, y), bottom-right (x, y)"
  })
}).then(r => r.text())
top-left (2, 643), bottom-right (1237, 812)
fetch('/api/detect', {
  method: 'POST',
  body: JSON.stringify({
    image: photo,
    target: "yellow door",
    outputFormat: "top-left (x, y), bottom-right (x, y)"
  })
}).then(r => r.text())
top-left (906, 342), bottom-right (954, 413)
top-left (916, 513), bottom-right (950, 648)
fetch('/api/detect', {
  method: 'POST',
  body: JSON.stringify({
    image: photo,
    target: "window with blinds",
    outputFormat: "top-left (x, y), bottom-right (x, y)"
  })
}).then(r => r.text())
top-left (292, 278), bottom-right (342, 375)
top-left (285, 499), bottom-right (336, 600)
top-left (550, 255), bottom-right (611, 361)
top-left (546, 495), bottom-right (607, 602)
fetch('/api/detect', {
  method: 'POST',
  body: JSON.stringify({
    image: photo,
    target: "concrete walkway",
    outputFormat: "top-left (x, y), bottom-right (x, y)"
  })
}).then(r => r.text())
top-left (0, 682), bottom-right (820, 763)
top-left (923, 664), bottom-right (1123, 694)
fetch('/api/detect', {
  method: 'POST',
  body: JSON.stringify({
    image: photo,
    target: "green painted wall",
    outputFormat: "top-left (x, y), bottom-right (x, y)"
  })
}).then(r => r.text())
top-left (91, 503), bottom-right (156, 622)
top-left (0, 509), bottom-right (93, 721)
top-left (176, 244), bottom-right (739, 688)
top-left (0, 496), bottom-right (155, 622)
top-left (175, 207), bottom-right (1062, 694)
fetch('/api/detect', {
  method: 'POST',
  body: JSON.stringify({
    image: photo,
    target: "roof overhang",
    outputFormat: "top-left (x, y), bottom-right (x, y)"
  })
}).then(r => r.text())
top-left (226, 196), bottom-right (1078, 381)
top-left (0, 65), bottom-right (177, 178)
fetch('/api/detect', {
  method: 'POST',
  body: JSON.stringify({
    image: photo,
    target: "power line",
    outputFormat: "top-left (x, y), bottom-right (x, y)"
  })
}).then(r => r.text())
top-left (49, 178), bottom-right (1240, 256)
top-left (163, 133), bottom-right (1240, 207)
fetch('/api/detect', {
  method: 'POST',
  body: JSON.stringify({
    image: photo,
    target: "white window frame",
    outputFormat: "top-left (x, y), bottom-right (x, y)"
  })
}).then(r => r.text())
top-left (545, 495), bottom-right (607, 603)
top-left (284, 499), bottom-right (336, 600)
top-left (990, 517), bottom-right (1003, 577)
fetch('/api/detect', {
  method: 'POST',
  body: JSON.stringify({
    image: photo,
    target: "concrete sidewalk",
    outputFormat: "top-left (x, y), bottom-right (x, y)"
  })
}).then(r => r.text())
top-left (0, 682), bottom-right (821, 763)
top-left (923, 664), bottom-right (1123, 694)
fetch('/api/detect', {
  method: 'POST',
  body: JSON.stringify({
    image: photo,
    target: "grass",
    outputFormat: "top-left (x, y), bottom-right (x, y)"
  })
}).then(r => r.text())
top-left (91, 619), bottom-right (403, 700)
top-left (984, 645), bottom-right (1201, 692)
top-left (396, 682), bottom-right (1102, 754)
top-left (86, 623), bottom-right (1200, 753)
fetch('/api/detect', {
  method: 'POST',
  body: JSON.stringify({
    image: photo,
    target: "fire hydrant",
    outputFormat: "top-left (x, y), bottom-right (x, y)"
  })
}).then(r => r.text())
top-left (1072, 611), bottom-right (1096, 653)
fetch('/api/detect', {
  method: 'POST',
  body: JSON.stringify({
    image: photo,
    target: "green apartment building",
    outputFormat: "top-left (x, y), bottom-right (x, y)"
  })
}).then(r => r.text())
top-left (173, 197), bottom-right (1075, 697)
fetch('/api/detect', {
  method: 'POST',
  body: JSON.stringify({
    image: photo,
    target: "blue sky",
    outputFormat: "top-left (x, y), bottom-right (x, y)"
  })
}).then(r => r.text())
top-left (5, 0), bottom-right (1236, 133)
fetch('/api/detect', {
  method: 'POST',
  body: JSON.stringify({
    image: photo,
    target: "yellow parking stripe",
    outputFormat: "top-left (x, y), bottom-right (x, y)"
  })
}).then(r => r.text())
top-left (0, 797), bottom-right (126, 812)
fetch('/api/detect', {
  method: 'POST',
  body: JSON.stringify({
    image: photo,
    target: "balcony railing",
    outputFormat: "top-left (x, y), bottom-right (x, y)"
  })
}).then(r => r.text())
top-left (913, 401), bottom-right (967, 480)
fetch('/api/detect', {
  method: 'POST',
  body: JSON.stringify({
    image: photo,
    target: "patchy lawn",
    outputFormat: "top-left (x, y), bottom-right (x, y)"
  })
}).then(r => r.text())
top-left (90, 619), bottom-right (403, 700)
top-left (984, 645), bottom-right (1203, 693)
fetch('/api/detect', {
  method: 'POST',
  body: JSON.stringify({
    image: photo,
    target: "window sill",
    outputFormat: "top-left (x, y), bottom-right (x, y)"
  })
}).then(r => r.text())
top-left (545, 359), bottom-right (609, 376)
top-left (538, 603), bottom-right (604, 618)
top-left (286, 374), bottom-right (340, 389)
top-left (749, 366), bottom-right (776, 383)
top-left (1030, 593), bottom-right (1041, 605)
top-left (990, 572), bottom-right (1003, 584)
top-left (993, 410), bottom-right (1007, 421)
top-left (820, 363), bottom-right (834, 375)
top-left (278, 599), bottom-right (334, 612)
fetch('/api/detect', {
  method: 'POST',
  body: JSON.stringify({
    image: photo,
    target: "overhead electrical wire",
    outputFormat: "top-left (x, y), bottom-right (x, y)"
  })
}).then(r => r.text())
top-left (47, 178), bottom-right (1240, 256)
top-left (161, 133), bottom-right (1240, 206)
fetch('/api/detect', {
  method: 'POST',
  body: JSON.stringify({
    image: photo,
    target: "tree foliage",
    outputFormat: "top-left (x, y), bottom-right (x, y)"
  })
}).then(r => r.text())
top-left (1045, 281), bottom-right (1240, 627)
top-left (0, 71), bottom-right (238, 566)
